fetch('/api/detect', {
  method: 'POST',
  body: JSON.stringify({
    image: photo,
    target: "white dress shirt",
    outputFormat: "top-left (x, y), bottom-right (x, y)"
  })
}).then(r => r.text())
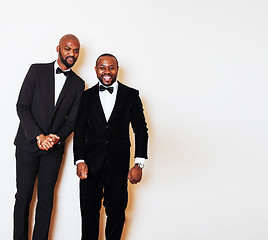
top-left (76, 80), bottom-right (145, 166)
top-left (54, 61), bottom-right (70, 105)
top-left (99, 81), bottom-right (118, 121)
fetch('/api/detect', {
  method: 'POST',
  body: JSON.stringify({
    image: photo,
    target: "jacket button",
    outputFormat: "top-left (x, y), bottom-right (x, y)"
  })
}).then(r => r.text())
top-left (106, 125), bottom-right (109, 129)
top-left (106, 141), bottom-right (109, 144)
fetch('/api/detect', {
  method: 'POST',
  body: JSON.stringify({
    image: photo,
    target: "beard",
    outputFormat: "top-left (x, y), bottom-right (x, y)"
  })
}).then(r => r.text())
top-left (59, 48), bottom-right (76, 69)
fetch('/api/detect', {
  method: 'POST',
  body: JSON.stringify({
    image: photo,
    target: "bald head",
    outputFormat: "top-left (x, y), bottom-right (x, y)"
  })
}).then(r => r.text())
top-left (59, 34), bottom-right (80, 47)
top-left (57, 34), bottom-right (80, 70)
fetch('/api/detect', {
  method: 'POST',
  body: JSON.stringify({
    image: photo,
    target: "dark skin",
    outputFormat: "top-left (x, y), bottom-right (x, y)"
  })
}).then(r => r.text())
top-left (36, 34), bottom-right (80, 150)
top-left (95, 56), bottom-right (118, 86)
top-left (77, 55), bottom-right (142, 184)
top-left (56, 34), bottom-right (80, 70)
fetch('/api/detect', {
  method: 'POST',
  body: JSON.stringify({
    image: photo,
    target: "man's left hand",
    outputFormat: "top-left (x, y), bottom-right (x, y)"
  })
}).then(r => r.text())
top-left (128, 165), bottom-right (142, 184)
top-left (49, 134), bottom-right (60, 144)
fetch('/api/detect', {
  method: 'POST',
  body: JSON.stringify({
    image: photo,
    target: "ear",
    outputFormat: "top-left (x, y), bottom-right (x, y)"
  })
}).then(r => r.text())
top-left (95, 66), bottom-right (97, 73)
top-left (56, 46), bottom-right (59, 53)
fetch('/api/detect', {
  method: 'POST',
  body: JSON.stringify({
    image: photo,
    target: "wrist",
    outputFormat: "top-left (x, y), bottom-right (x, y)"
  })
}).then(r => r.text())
top-left (76, 160), bottom-right (85, 166)
top-left (135, 163), bottom-right (144, 169)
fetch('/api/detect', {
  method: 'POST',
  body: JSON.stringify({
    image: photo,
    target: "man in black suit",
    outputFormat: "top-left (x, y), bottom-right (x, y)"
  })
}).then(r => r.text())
top-left (73, 53), bottom-right (148, 240)
top-left (14, 34), bottom-right (85, 240)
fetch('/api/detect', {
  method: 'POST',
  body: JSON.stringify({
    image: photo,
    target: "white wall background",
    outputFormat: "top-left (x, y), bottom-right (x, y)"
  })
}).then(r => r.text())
top-left (1, 0), bottom-right (268, 239)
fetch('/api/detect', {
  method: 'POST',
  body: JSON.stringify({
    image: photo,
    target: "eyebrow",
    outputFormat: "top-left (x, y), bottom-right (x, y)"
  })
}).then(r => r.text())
top-left (64, 46), bottom-right (80, 50)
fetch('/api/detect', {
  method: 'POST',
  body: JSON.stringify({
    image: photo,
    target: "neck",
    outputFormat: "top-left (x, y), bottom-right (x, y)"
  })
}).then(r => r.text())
top-left (57, 59), bottom-right (69, 71)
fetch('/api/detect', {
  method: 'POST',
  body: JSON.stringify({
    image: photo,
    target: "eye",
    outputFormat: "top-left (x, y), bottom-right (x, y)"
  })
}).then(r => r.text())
top-left (74, 49), bottom-right (80, 53)
top-left (109, 67), bottom-right (115, 70)
top-left (65, 47), bottom-right (71, 51)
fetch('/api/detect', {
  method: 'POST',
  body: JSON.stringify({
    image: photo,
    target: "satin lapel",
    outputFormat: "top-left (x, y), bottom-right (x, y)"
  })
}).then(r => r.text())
top-left (47, 62), bottom-right (55, 122)
top-left (108, 82), bottom-right (126, 123)
top-left (91, 84), bottom-right (108, 124)
top-left (54, 70), bottom-right (73, 113)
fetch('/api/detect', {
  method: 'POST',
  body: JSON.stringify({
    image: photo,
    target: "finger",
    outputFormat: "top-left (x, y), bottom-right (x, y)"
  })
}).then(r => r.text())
top-left (43, 144), bottom-right (50, 150)
top-left (40, 145), bottom-right (45, 150)
top-left (46, 142), bottom-right (54, 148)
top-left (82, 169), bottom-right (88, 179)
top-left (50, 134), bottom-right (60, 139)
top-left (78, 169), bottom-right (86, 179)
top-left (41, 143), bottom-right (50, 150)
top-left (46, 142), bottom-right (53, 148)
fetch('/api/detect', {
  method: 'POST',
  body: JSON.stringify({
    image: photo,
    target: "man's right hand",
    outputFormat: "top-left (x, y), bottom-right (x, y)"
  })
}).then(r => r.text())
top-left (77, 162), bottom-right (88, 179)
top-left (36, 134), bottom-right (54, 150)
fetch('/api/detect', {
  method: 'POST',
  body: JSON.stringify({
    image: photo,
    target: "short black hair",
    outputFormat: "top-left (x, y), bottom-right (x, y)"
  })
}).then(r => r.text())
top-left (96, 53), bottom-right (119, 67)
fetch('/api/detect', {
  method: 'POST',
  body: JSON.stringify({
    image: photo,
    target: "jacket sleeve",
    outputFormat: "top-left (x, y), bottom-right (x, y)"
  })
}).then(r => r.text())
top-left (73, 93), bottom-right (88, 164)
top-left (16, 65), bottom-right (43, 142)
top-left (130, 90), bottom-right (149, 159)
top-left (56, 80), bottom-right (85, 144)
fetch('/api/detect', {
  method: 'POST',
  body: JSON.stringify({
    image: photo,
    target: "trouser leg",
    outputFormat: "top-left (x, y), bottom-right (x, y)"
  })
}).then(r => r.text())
top-left (14, 148), bottom-right (39, 240)
top-left (103, 170), bottom-right (128, 240)
top-left (80, 174), bottom-right (103, 240)
top-left (32, 148), bottom-right (63, 240)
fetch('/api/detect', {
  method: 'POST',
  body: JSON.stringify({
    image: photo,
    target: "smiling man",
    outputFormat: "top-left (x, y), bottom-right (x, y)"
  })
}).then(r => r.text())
top-left (14, 34), bottom-right (85, 240)
top-left (73, 53), bottom-right (149, 240)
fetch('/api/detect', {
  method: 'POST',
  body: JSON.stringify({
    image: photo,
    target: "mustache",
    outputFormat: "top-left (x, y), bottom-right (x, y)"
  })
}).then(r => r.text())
top-left (101, 74), bottom-right (113, 78)
top-left (65, 56), bottom-right (75, 61)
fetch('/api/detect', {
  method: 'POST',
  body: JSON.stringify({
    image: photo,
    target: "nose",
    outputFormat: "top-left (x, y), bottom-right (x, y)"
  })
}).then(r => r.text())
top-left (69, 50), bottom-right (75, 56)
top-left (104, 67), bottom-right (111, 74)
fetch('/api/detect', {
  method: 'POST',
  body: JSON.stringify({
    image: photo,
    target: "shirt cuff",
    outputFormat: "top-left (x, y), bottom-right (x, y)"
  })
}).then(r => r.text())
top-left (75, 160), bottom-right (85, 166)
top-left (135, 157), bottom-right (145, 165)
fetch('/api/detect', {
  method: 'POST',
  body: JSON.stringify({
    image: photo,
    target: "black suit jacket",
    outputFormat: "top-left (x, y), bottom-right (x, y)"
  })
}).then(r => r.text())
top-left (14, 62), bottom-right (85, 152)
top-left (73, 82), bottom-right (148, 175)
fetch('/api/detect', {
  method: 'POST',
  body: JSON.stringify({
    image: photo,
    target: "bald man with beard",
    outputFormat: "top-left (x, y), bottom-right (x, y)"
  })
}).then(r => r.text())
top-left (13, 34), bottom-right (85, 240)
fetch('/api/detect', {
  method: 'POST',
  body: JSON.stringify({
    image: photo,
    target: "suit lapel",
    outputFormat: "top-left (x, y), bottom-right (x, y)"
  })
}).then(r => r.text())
top-left (108, 82), bottom-right (126, 123)
top-left (92, 84), bottom-right (107, 123)
top-left (47, 62), bottom-right (55, 122)
top-left (54, 70), bottom-right (74, 113)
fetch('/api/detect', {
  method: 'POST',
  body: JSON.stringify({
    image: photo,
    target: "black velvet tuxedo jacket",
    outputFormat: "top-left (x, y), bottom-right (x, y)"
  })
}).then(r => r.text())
top-left (14, 62), bottom-right (85, 153)
top-left (73, 82), bottom-right (148, 175)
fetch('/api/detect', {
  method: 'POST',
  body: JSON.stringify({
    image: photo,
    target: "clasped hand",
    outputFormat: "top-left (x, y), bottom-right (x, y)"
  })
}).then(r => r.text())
top-left (36, 134), bottom-right (60, 151)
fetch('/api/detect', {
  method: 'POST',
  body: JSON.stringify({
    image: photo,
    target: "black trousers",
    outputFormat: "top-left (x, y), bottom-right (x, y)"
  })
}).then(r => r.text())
top-left (14, 147), bottom-right (63, 240)
top-left (80, 161), bottom-right (128, 240)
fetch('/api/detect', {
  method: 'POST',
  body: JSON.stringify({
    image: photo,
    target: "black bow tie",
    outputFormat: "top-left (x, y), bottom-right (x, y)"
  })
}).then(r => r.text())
top-left (56, 67), bottom-right (70, 77)
top-left (99, 85), bottom-right (114, 94)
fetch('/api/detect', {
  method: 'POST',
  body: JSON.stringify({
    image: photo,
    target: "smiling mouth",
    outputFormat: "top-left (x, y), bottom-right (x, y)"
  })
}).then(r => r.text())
top-left (102, 75), bottom-right (112, 81)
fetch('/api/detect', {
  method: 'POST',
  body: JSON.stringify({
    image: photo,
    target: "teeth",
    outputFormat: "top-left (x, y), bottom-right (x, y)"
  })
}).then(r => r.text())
top-left (103, 75), bottom-right (111, 80)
